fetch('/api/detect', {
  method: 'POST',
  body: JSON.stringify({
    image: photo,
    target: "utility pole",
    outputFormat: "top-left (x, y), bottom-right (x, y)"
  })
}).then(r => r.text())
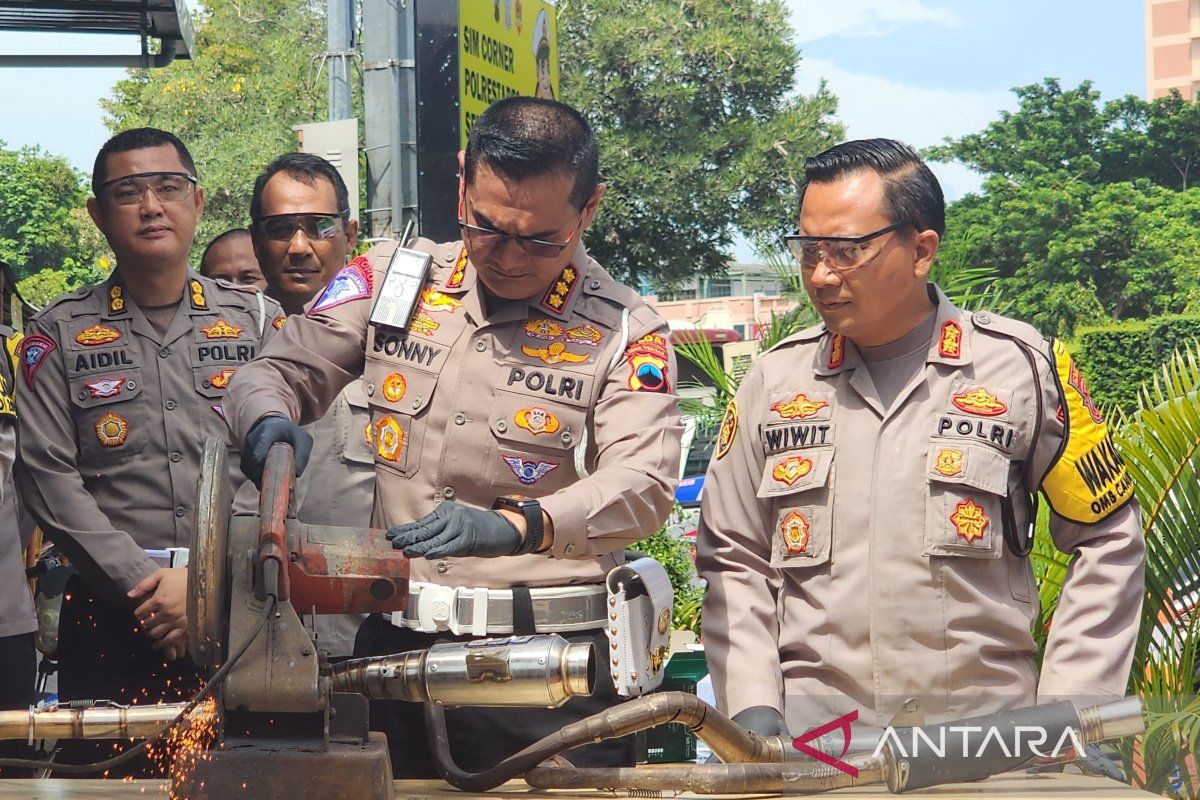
top-left (326, 0), bottom-right (354, 120)
top-left (362, 0), bottom-right (417, 239)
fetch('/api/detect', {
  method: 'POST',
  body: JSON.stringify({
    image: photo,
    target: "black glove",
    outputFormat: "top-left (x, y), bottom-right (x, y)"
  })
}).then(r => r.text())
top-left (1074, 743), bottom-right (1126, 782)
top-left (240, 415), bottom-right (314, 489)
top-left (732, 706), bottom-right (790, 738)
top-left (387, 501), bottom-right (522, 558)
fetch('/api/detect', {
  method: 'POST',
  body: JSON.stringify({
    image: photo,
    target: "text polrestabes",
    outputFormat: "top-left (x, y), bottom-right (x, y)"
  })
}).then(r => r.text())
top-left (197, 344), bottom-right (257, 363)
top-left (506, 366), bottom-right (586, 401)
top-left (936, 416), bottom-right (1016, 450)
top-left (74, 350), bottom-right (134, 372)
top-left (763, 423), bottom-right (832, 454)
top-left (372, 332), bottom-right (442, 367)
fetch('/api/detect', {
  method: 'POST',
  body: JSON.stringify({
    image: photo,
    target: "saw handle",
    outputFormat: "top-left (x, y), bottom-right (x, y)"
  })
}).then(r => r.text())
top-left (254, 442), bottom-right (295, 602)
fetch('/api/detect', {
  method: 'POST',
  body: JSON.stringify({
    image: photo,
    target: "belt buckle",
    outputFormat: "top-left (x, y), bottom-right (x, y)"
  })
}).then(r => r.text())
top-left (416, 584), bottom-right (460, 633)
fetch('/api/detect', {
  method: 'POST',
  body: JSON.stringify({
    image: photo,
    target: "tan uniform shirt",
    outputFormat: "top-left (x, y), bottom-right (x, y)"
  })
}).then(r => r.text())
top-left (16, 273), bottom-right (282, 600)
top-left (0, 327), bottom-right (35, 638)
top-left (226, 239), bottom-right (681, 588)
top-left (698, 287), bottom-right (1144, 731)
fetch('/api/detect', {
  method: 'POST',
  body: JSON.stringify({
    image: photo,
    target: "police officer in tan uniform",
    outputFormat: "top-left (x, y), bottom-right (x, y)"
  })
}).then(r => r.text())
top-left (243, 151), bottom-right (374, 657)
top-left (14, 130), bottom-right (282, 738)
top-left (698, 139), bottom-right (1144, 740)
top-left (225, 97), bottom-right (681, 774)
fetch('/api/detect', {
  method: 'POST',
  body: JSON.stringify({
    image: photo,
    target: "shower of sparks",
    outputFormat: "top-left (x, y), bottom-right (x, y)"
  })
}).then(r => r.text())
top-left (140, 698), bottom-right (218, 799)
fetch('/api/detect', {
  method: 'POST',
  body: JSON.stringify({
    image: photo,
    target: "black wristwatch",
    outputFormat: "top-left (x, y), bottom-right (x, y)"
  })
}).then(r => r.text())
top-left (493, 495), bottom-right (544, 555)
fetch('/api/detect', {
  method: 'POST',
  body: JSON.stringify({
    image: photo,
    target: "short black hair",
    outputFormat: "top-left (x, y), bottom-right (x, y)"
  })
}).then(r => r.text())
top-left (249, 152), bottom-right (350, 221)
top-left (92, 128), bottom-right (197, 196)
top-left (464, 96), bottom-right (599, 209)
top-left (199, 228), bottom-right (252, 275)
top-left (800, 138), bottom-right (945, 238)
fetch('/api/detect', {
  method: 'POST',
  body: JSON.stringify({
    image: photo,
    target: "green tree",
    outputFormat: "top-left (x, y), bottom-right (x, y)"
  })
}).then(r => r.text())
top-left (102, 0), bottom-right (334, 256)
top-left (0, 143), bottom-right (102, 280)
top-left (559, 0), bottom-right (843, 286)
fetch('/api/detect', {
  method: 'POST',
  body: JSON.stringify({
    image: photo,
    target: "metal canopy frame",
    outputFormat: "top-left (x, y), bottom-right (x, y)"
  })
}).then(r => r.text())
top-left (0, 0), bottom-right (196, 68)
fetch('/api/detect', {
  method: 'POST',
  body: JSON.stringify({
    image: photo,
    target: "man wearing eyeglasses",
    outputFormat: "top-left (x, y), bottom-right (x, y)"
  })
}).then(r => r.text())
top-left (698, 139), bottom-right (1144, 741)
top-left (14, 129), bottom-right (283, 760)
top-left (237, 151), bottom-right (374, 659)
top-left (224, 97), bottom-right (681, 775)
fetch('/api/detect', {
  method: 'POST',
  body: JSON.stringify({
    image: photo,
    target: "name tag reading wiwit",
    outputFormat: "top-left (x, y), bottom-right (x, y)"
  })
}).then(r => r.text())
top-left (369, 247), bottom-right (433, 330)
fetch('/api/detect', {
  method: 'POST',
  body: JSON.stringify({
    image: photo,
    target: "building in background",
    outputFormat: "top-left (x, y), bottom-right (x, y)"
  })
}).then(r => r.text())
top-left (1146, 0), bottom-right (1200, 99)
top-left (646, 261), bottom-right (797, 341)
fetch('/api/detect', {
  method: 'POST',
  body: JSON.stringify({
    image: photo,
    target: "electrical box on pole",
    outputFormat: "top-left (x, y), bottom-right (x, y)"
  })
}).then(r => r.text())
top-left (362, 0), bottom-right (560, 243)
top-left (295, 118), bottom-right (361, 223)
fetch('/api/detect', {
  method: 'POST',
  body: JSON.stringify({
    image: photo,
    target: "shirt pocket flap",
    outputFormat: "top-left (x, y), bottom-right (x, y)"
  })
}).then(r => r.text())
top-left (365, 364), bottom-right (438, 416)
top-left (926, 442), bottom-right (1009, 496)
top-left (756, 448), bottom-right (833, 499)
top-left (69, 369), bottom-right (144, 409)
top-left (490, 391), bottom-right (585, 452)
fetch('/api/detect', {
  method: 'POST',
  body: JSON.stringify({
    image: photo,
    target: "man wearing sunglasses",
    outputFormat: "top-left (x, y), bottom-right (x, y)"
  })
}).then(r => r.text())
top-left (224, 97), bottom-right (681, 775)
top-left (14, 128), bottom-right (283, 768)
top-left (236, 152), bottom-right (374, 660)
top-left (698, 139), bottom-right (1143, 744)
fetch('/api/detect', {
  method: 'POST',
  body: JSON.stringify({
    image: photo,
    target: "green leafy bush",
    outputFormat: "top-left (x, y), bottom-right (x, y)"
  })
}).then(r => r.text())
top-left (1072, 315), bottom-right (1200, 415)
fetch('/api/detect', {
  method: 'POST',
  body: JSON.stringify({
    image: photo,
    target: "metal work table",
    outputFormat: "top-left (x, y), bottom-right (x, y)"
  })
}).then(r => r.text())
top-left (0, 773), bottom-right (1161, 799)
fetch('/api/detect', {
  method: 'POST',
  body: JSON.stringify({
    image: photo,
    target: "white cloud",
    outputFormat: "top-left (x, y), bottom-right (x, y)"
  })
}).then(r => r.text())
top-left (786, 0), bottom-right (962, 43)
top-left (796, 58), bottom-right (1014, 199)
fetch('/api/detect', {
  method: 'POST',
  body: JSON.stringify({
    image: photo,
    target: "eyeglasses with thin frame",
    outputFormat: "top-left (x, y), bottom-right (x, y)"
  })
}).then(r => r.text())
top-left (458, 198), bottom-right (584, 259)
top-left (783, 220), bottom-right (913, 275)
top-left (97, 171), bottom-right (198, 206)
top-left (253, 212), bottom-right (349, 242)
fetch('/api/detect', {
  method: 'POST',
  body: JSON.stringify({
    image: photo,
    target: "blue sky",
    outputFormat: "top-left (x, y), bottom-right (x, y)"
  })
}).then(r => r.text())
top-left (0, 1), bottom-right (1147, 250)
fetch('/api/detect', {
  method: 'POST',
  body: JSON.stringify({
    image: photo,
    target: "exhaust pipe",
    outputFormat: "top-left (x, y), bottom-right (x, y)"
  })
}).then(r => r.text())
top-left (0, 702), bottom-right (195, 741)
top-left (330, 634), bottom-right (595, 708)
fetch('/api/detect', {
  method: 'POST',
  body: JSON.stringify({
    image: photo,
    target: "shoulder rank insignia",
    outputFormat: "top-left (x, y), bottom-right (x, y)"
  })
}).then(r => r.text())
top-left (780, 510), bottom-right (811, 555)
top-left (938, 321), bottom-right (963, 359)
top-left (565, 324), bottom-right (603, 347)
top-left (75, 325), bottom-right (121, 347)
top-left (376, 416), bottom-right (404, 462)
top-left (952, 387), bottom-right (1007, 417)
top-left (772, 455), bottom-right (813, 487)
top-left (311, 261), bottom-right (374, 315)
top-left (827, 334), bottom-right (846, 369)
top-left (189, 279), bottom-right (207, 310)
top-left (85, 377), bottom-right (125, 399)
top-left (1041, 340), bottom-right (1133, 524)
top-left (201, 319), bottom-right (244, 340)
top-left (540, 265), bottom-right (578, 314)
top-left (524, 318), bottom-right (563, 341)
top-left (272, 315), bottom-right (287, 330)
top-left (418, 287), bottom-right (461, 313)
top-left (209, 368), bottom-right (237, 390)
top-left (950, 498), bottom-right (989, 543)
top-left (502, 455), bottom-right (559, 485)
top-left (771, 392), bottom-right (828, 420)
top-left (515, 406), bottom-right (560, 436)
top-left (625, 334), bottom-right (669, 393)
top-left (95, 412), bottom-right (129, 447)
top-left (109, 285), bottom-right (126, 314)
top-left (715, 400), bottom-right (738, 460)
top-left (445, 248), bottom-right (468, 289)
top-left (18, 335), bottom-right (56, 388)
top-left (382, 372), bottom-right (407, 402)
top-left (521, 342), bottom-right (589, 365)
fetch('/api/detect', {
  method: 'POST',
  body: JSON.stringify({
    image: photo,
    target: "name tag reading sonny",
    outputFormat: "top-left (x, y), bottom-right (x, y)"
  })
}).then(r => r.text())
top-left (370, 247), bottom-right (432, 331)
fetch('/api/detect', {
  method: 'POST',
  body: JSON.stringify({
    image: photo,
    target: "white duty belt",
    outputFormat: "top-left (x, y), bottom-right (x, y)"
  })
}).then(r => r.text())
top-left (391, 582), bottom-right (607, 637)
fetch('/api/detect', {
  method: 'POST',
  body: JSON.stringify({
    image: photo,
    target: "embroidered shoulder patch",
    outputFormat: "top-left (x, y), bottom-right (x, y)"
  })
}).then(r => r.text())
top-left (1041, 340), bottom-right (1133, 524)
top-left (109, 285), bottom-right (126, 314)
top-left (310, 261), bottom-right (374, 315)
top-left (939, 321), bottom-right (963, 358)
top-left (540, 265), bottom-right (578, 313)
top-left (625, 334), bottom-right (670, 393)
top-left (272, 316), bottom-right (287, 330)
top-left (715, 400), bottom-right (738, 460)
top-left (827, 334), bottom-right (845, 369)
top-left (18, 335), bottom-right (56, 388)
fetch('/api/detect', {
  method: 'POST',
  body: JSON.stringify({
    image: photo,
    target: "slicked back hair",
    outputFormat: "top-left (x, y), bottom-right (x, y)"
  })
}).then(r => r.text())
top-left (464, 96), bottom-right (599, 209)
top-left (250, 152), bottom-right (351, 221)
top-left (800, 138), bottom-right (945, 237)
top-left (92, 128), bottom-right (197, 196)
